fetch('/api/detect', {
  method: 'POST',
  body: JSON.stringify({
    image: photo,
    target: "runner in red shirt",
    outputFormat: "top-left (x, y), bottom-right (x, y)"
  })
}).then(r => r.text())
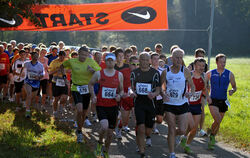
top-left (180, 58), bottom-right (210, 154)
top-left (89, 53), bottom-right (124, 158)
top-left (0, 45), bottom-right (10, 101)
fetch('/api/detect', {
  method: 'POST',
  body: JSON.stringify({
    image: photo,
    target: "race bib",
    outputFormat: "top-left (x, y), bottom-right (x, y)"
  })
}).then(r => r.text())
top-left (167, 89), bottom-right (181, 99)
top-left (225, 99), bottom-right (231, 108)
top-left (28, 72), bottom-right (37, 80)
top-left (102, 87), bottom-right (116, 99)
top-left (190, 91), bottom-right (202, 102)
top-left (77, 85), bottom-right (89, 95)
top-left (0, 64), bottom-right (5, 70)
top-left (136, 83), bottom-right (151, 95)
top-left (56, 79), bottom-right (65, 87)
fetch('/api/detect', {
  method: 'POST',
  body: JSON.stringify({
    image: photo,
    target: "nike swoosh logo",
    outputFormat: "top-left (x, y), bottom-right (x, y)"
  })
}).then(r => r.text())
top-left (0, 18), bottom-right (16, 25)
top-left (127, 11), bottom-right (150, 20)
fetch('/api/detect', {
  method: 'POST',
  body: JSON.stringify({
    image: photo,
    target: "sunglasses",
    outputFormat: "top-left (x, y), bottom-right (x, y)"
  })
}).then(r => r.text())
top-left (130, 62), bottom-right (139, 66)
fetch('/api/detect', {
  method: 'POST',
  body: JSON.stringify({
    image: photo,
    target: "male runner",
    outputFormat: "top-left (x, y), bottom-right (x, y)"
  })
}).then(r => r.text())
top-left (206, 53), bottom-right (237, 150)
top-left (130, 52), bottom-right (161, 158)
top-left (89, 53), bottom-right (124, 158)
top-left (161, 48), bottom-right (195, 158)
top-left (61, 46), bottom-right (101, 143)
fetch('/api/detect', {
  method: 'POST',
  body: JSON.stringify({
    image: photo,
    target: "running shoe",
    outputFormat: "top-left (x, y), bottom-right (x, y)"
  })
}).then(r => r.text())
top-left (175, 135), bottom-right (181, 147)
top-left (136, 145), bottom-right (140, 152)
top-left (198, 129), bottom-right (207, 137)
top-left (103, 151), bottom-right (109, 158)
top-left (184, 145), bottom-right (193, 154)
top-left (169, 153), bottom-right (176, 158)
top-left (208, 135), bottom-right (215, 150)
top-left (94, 143), bottom-right (103, 157)
top-left (25, 110), bottom-right (31, 118)
top-left (76, 130), bottom-right (83, 143)
top-left (140, 153), bottom-right (146, 158)
top-left (115, 128), bottom-right (122, 139)
top-left (146, 137), bottom-right (152, 147)
top-left (123, 126), bottom-right (130, 132)
top-left (53, 111), bottom-right (58, 119)
top-left (84, 119), bottom-right (92, 127)
top-left (180, 136), bottom-right (187, 148)
top-left (153, 128), bottom-right (160, 134)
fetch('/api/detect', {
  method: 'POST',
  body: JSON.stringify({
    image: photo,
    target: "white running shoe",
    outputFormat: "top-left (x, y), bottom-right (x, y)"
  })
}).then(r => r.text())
top-left (84, 119), bottom-right (92, 127)
top-left (175, 135), bottom-right (181, 147)
top-left (123, 126), bottom-right (130, 132)
top-left (198, 129), bottom-right (207, 137)
top-left (153, 128), bottom-right (160, 134)
top-left (9, 97), bottom-right (15, 102)
top-left (115, 128), bottom-right (122, 139)
top-left (146, 137), bottom-right (152, 147)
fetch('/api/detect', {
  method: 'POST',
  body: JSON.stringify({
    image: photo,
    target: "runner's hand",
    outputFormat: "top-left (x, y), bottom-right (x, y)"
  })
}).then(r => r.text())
top-left (229, 90), bottom-right (234, 96)
top-left (130, 91), bottom-right (137, 98)
top-left (207, 96), bottom-right (212, 105)
top-left (115, 94), bottom-right (121, 102)
top-left (148, 92), bottom-right (156, 100)
top-left (91, 96), bottom-right (97, 104)
top-left (162, 93), bottom-right (169, 102)
top-left (184, 92), bottom-right (192, 98)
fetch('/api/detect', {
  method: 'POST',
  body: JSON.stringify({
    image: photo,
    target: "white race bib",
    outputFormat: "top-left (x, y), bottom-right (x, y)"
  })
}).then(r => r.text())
top-left (190, 91), bottom-right (202, 102)
top-left (0, 63), bottom-right (5, 70)
top-left (102, 87), bottom-right (116, 99)
top-left (225, 99), bottom-right (231, 108)
top-left (56, 79), bottom-right (65, 87)
top-left (136, 83), bottom-right (152, 95)
top-left (28, 72), bottom-right (37, 80)
top-left (167, 88), bottom-right (181, 99)
top-left (77, 85), bottom-right (89, 95)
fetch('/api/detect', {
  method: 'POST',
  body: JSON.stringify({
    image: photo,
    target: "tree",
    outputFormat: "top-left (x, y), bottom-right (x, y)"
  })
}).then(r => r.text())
top-left (0, 0), bottom-right (47, 26)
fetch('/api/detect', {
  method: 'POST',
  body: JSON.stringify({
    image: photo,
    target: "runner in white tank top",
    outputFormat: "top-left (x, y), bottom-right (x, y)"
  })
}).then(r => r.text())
top-left (160, 48), bottom-right (195, 158)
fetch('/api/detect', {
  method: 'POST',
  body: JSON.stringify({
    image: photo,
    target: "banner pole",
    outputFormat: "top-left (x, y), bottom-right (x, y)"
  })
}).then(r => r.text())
top-left (208, 0), bottom-right (215, 70)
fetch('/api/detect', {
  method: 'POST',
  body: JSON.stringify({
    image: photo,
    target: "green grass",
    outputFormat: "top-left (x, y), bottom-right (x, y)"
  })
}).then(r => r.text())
top-left (184, 56), bottom-right (250, 151)
top-left (0, 103), bottom-right (95, 158)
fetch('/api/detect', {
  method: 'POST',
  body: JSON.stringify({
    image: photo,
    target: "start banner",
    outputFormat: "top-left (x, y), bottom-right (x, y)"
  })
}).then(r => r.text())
top-left (0, 0), bottom-right (168, 31)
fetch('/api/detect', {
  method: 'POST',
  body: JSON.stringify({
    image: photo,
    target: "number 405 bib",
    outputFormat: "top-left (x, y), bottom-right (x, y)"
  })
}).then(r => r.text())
top-left (136, 83), bottom-right (152, 95)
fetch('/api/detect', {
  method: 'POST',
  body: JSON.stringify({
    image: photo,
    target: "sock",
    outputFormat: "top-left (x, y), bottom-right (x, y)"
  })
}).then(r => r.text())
top-left (146, 136), bottom-right (151, 139)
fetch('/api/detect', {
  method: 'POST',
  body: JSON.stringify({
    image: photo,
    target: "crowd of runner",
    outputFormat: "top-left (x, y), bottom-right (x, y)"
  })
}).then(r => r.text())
top-left (0, 40), bottom-right (237, 158)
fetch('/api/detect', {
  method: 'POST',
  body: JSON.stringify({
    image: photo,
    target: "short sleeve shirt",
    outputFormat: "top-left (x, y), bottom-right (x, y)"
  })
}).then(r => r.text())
top-left (63, 58), bottom-right (101, 91)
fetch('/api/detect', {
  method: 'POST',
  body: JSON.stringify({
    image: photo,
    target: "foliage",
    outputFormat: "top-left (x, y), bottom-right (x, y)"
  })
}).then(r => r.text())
top-left (0, 0), bottom-right (47, 26)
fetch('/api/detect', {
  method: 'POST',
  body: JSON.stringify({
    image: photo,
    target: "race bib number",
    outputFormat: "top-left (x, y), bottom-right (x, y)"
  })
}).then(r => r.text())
top-left (190, 91), bottom-right (202, 102)
top-left (102, 87), bottom-right (116, 99)
top-left (0, 64), bottom-right (5, 70)
top-left (77, 85), bottom-right (89, 95)
top-left (225, 99), bottom-right (231, 108)
top-left (136, 83), bottom-right (151, 95)
top-left (56, 79), bottom-right (65, 87)
top-left (28, 72), bottom-right (37, 80)
top-left (167, 89), bottom-right (181, 99)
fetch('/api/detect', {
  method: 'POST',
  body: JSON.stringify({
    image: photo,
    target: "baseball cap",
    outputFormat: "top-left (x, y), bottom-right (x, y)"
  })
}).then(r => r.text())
top-left (105, 53), bottom-right (116, 60)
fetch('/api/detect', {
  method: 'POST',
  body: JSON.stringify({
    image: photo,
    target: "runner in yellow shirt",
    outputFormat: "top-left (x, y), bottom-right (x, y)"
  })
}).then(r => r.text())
top-left (60, 46), bottom-right (101, 143)
top-left (49, 51), bottom-right (68, 118)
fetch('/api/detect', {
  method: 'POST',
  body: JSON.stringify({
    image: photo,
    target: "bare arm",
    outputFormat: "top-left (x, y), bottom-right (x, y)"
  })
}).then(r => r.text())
top-left (229, 72), bottom-right (237, 96)
top-left (116, 72), bottom-right (124, 102)
top-left (88, 71), bottom-right (100, 104)
top-left (184, 68), bottom-right (195, 96)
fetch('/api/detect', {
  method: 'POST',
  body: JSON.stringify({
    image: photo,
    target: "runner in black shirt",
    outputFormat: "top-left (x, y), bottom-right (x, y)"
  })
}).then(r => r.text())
top-left (130, 52), bottom-right (161, 158)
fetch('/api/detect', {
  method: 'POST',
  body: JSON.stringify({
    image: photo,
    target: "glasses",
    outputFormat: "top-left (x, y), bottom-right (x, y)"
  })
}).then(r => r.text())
top-left (130, 62), bottom-right (139, 66)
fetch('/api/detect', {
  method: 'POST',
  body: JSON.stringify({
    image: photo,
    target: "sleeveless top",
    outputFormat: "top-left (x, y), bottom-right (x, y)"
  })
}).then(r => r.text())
top-left (96, 69), bottom-right (120, 107)
top-left (189, 73), bottom-right (205, 105)
top-left (164, 66), bottom-right (188, 106)
top-left (210, 69), bottom-right (230, 100)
